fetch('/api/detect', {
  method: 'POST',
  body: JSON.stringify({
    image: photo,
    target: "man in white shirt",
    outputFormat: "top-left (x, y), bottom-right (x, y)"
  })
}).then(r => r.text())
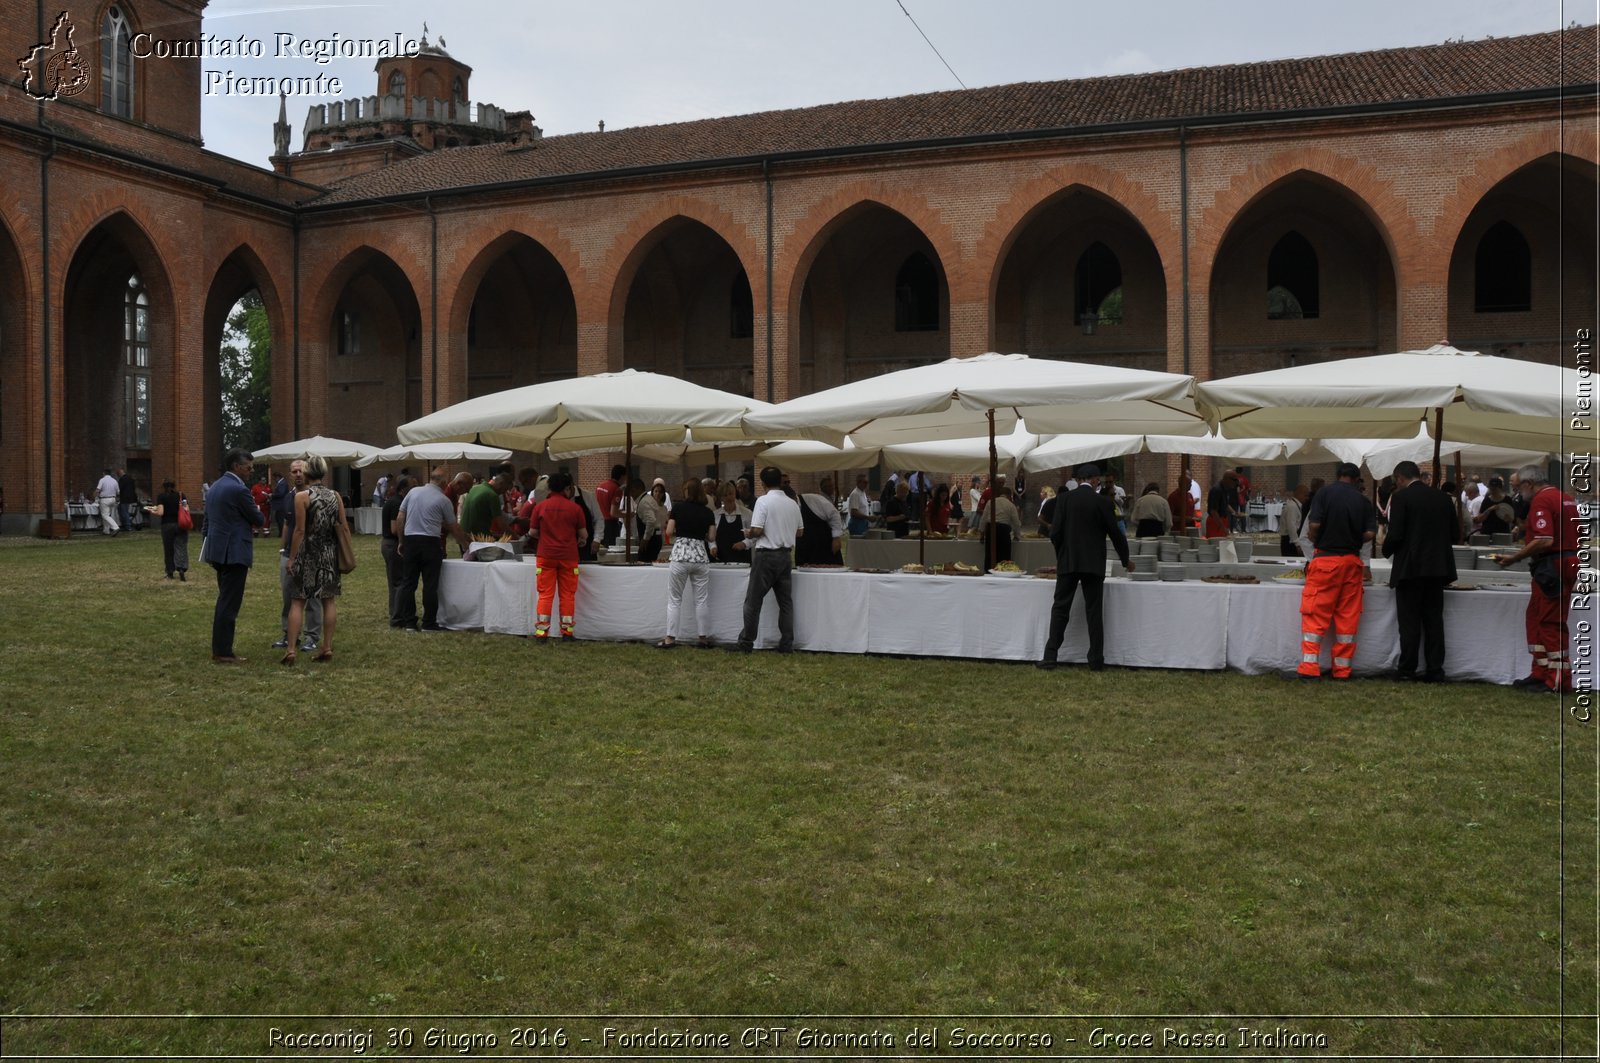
top-left (94, 468), bottom-right (121, 535)
top-left (846, 474), bottom-right (872, 536)
top-left (966, 476), bottom-right (983, 530)
top-left (731, 466), bottom-right (803, 653)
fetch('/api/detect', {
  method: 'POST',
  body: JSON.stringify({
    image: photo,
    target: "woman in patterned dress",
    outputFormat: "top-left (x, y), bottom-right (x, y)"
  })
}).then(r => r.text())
top-left (282, 454), bottom-right (347, 664)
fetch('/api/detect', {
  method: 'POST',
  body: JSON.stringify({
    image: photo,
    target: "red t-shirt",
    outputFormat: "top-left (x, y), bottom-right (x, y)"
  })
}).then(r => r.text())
top-left (530, 494), bottom-right (587, 561)
top-left (594, 478), bottom-right (619, 520)
top-left (1529, 485), bottom-right (1582, 552)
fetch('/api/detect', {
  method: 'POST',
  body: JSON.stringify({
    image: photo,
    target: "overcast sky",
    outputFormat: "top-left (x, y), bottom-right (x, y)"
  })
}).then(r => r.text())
top-left (196, 0), bottom-right (1591, 168)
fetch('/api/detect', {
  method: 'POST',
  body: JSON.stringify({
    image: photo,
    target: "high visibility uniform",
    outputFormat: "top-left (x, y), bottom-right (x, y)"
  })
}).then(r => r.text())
top-left (535, 562), bottom-right (579, 639)
top-left (1299, 553), bottom-right (1366, 678)
top-left (1523, 486), bottom-right (1584, 692)
top-left (529, 492), bottom-right (589, 640)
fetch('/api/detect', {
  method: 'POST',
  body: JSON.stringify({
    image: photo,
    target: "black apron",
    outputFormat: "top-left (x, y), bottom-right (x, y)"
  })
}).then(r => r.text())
top-left (715, 512), bottom-right (747, 564)
top-left (796, 499), bottom-right (837, 565)
top-left (1136, 518), bottom-right (1165, 538)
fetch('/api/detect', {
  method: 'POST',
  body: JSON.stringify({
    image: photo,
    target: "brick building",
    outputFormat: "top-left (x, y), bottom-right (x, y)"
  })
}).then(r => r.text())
top-left (1, 3), bottom-right (1595, 530)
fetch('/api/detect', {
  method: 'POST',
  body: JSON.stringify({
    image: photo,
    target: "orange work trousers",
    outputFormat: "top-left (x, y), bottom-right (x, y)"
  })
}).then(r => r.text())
top-left (535, 560), bottom-right (579, 637)
top-left (1299, 553), bottom-right (1365, 678)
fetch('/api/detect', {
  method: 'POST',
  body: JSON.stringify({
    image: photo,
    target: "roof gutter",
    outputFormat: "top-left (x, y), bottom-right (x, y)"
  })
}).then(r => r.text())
top-left (0, 115), bottom-right (305, 216)
top-left (300, 82), bottom-right (1598, 214)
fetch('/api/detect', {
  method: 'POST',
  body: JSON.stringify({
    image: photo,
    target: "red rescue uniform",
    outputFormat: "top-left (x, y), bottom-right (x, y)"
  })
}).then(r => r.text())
top-left (1523, 485), bottom-right (1584, 692)
top-left (529, 494), bottom-right (588, 639)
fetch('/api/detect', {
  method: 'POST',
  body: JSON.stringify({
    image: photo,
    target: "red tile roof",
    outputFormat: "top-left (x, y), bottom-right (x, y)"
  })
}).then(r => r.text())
top-left (306, 26), bottom-right (1597, 207)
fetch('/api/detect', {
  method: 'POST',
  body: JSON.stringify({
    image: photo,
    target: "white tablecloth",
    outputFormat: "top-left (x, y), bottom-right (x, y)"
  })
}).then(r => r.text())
top-left (436, 561), bottom-right (1598, 685)
top-left (351, 506), bottom-right (383, 535)
top-left (846, 537), bottom-right (1057, 571)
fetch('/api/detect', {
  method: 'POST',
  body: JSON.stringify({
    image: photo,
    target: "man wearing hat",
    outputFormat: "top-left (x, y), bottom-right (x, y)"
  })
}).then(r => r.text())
top-left (1298, 462), bottom-right (1376, 681)
top-left (1038, 464), bottom-right (1133, 672)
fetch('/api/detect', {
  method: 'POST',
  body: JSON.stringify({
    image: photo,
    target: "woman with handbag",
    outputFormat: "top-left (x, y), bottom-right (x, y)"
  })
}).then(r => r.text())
top-left (146, 479), bottom-right (191, 581)
top-left (282, 454), bottom-right (347, 664)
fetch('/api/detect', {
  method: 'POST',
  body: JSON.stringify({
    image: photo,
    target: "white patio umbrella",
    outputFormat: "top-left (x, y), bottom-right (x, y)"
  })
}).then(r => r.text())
top-left (1303, 426), bottom-right (1550, 481)
top-left (759, 438), bottom-right (883, 473)
top-left (744, 353), bottom-right (1204, 566)
top-left (397, 370), bottom-right (778, 557)
top-left (1197, 343), bottom-right (1574, 480)
top-left (1020, 431), bottom-right (1301, 474)
top-left (353, 442), bottom-right (513, 468)
top-left (250, 435), bottom-right (381, 464)
top-left (745, 353), bottom-right (1204, 447)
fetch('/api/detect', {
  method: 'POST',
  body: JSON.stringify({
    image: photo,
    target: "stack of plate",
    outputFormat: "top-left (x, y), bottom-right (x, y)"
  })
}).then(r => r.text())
top-left (1158, 543), bottom-right (1184, 562)
top-left (1158, 562), bottom-right (1186, 581)
top-left (1181, 549), bottom-right (1201, 563)
top-left (1197, 543), bottom-right (1220, 563)
top-left (1234, 539), bottom-right (1255, 561)
top-left (1451, 545), bottom-right (1476, 570)
top-left (1131, 568), bottom-right (1159, 581)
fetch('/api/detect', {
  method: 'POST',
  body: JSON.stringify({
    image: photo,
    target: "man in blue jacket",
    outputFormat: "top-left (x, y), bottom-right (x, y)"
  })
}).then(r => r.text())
top-left (204, 448), bottom-right (265, 663)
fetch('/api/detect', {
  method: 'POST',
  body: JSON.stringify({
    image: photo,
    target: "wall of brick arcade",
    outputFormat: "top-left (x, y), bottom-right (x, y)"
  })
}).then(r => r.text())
top-left (1, 20), bottom-right (1596, 529)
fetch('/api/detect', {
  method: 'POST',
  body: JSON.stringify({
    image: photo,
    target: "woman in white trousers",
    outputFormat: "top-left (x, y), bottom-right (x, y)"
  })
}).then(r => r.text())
top-left (657, 478), bottom-right (718, 648)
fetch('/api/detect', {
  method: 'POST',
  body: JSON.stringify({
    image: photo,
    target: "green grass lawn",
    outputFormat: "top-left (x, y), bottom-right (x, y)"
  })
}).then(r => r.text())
top-left (0, 532), bottom-right (1595, 1056)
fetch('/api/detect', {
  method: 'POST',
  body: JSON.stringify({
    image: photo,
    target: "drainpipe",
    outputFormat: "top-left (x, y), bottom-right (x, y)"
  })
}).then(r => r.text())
top-left (291, 215), bottom-right (301, 438)
top-left (1179, 125), bottom-right (1190, 378)
top-left (764, 159), bottom-right (774, 403)
top-left (427, 196), bottom-right (438, 412)
top-left (41, 135), bottom-right (56, 528)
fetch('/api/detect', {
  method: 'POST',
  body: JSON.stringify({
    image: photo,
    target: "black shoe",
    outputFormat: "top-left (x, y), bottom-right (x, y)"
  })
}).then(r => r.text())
top-left (1520, 681), bottom-right (1555, 694)
top-left (561, 634), bottom-right (576, 642)
top-left (724, 644), bottom-right (752, 654)
top-left (299, 637), bottom-right (319, 653)
top-left (1393, 671), bottom-right (1418, 682)
top-left (1421, 671), bottom-right (1447, 684)
top-left (775, 646), bottom-right (793, 654)
top-left (1088, 660), bottom-right (1105, 672)
top-left (1298, 673), bottom-right (1321, 684)
top-left (1035, 659), bottom-right (1058, 671)
top-left (1510, 674), bottom-right (1546, 689)
top-left (532, 633), bottom-right (549, 644)
top-left (178, 571), bottom-right (186, 581)
top-left (271, 637), bottom-right (289, 649)
top-left (420, 624), bottom-right (444, 633)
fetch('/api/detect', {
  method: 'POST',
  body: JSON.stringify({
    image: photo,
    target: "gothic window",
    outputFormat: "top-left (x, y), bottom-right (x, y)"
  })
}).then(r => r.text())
top-left (730, 273), bottom-right (754, 339)
top-left (338, 310), bottom-right (359, 357)
top-left (1267, 231), bottom-right (1319, 319)
top-left (453, 76), bottom-right (465, 103)
top-left (894, 253), bottom-right (940, 332)
top-left (388, 70), bottom-right (406, 97)
top-left (1074, 242), bottom-right (1124, 326)
top-left (1474, 221), bottom-right (1532, 312)
top-left (123, 272), bottom-right (150, 448)
top-left (101, 5), bottom-right (133, 118)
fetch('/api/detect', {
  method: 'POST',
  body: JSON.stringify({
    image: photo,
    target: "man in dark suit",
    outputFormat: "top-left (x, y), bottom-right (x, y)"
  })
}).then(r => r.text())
top-left (204, 448), bottom-right (265, 663)
top-left (1381, 459), bottom-right (1458, 682)
top-left (1039, 464), bottom-right (1133, 672)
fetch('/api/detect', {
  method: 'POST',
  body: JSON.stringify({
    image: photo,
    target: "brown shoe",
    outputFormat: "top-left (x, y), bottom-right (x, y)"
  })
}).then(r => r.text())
top-left (211, 654), bottom-right (248, 664)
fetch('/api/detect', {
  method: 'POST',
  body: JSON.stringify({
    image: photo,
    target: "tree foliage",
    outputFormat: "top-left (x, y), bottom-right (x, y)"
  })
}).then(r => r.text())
top-left (220, 290), bottom-right (271, 453)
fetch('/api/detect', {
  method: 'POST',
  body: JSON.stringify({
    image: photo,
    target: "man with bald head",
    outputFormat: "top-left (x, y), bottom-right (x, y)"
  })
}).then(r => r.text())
top-left (394, 469), bottom-right (471, 631)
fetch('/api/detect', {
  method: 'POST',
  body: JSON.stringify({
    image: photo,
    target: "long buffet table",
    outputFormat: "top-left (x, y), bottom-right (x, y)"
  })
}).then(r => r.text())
top-left (436, 558), bottom-right (1598, 686)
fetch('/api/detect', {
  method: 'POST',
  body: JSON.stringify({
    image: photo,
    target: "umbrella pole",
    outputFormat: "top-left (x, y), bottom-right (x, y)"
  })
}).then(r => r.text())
top-left (987, 409), bottom-right (998, 571)
top-left (625, 423), bottom-right (634, 562)
top-left (1431, 408), bottom-right (1444, 487)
